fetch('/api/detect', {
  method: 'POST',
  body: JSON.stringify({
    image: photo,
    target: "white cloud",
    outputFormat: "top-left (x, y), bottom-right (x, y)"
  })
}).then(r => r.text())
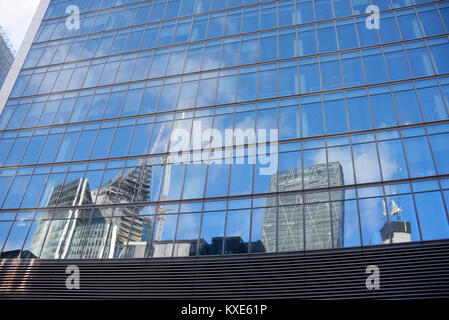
top-left (0, 0), bottom-right (40, 52)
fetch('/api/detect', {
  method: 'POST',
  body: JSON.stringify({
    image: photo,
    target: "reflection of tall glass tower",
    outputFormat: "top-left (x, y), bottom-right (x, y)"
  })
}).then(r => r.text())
top-left (29, 160), bottom-right (154, 259)
top-left (28, 178), bottom-right (106, 259)
top-left (262, 162), bottom-right (344, 252)
top-left (95, 159), bottom-right (153, 258)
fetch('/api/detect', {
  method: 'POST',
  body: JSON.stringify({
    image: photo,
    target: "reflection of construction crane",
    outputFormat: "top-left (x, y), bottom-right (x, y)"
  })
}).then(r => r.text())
top-left (150, 122), bottom-right (170, 242)
top-left (382, 200), bottom-right (403, 221)
top-left (152, 112), bottom-right (186, 242)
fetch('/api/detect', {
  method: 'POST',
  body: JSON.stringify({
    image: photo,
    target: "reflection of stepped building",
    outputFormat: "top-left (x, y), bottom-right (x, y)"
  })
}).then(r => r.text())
top-left (94, 159), bottom-right (152, 205)
top-left (29, 160), bottom-right (154, 259)
top-left (94, 159), bottom-right (153, 259)
top-left (262, 162), bottom-right (344, 253)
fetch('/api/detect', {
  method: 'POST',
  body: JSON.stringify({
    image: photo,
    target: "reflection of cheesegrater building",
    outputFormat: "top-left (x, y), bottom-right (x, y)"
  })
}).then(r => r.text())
top-left (262, 162), bottom-right (344, 252)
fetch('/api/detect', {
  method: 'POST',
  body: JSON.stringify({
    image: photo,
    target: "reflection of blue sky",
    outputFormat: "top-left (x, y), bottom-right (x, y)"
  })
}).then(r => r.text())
top-left (414, 191), bottom-right (449, 240)
top-left (177, 213), bottom-right (201, 240)
top-left (341, 200), bottom-right (360, 247)
top-left (251, 209), bottom-right (266, 242)
top-left (226, 210), bottom-right (250, 242)
top-left (200, 212), bottom-right (225, 243)
top-left (158, 214), bottom-right (178, 241)
top-left (359, 198), bottom-right (387, 245)
top-left (1, 221), bottom-right (31, 252)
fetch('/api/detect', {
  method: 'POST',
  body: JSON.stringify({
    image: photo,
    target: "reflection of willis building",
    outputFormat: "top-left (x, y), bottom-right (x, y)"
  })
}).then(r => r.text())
top-left (29, 160), bottom-right (153, 259)
top-left (262, 162), bottom-right (345, 252)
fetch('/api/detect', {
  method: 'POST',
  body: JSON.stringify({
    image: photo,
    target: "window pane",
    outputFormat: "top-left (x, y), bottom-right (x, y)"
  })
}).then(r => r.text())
top-left (378, 139), bottom-right (408, 181)
top-left (359, 197), bottom-right (388, 245)
top-left (340, 200), bottom-right (361, 247)
top-left (225, 210), bottom-right (250, 254)
top-left (415, 192), bottom-right (449, 241)
top-left (109, 126), bottom-right (133, 158)
top-left (206, 164), bottom-right (229, 197)
top-left (352, 142), bottom-right (381, 184)
top-left (370, 93), bottom-right (398, 128)
top-left (403, 136), bottom-right (436, 178)
top-left (182, 163), bottom-right (207, 199)
top-left (174, 213), bottom-right (200, 257)
top-left (347, 96), bottom-right (373, 131)
top-left (317, 24), bottom-right (338, 53)
top-left (279, 105), bottom-right (300, 140)
top-left (321, 59), bottom-right (342, 90)
top-left (429, 133), bottom-right (449, 175)
top-left (429, 43), bottom-right (449, 74)
top-left (398, 13), bottom-right (423, 40)
top-left (384, 49), bottom-right (411, 81)
top-left (301, 102), bottom-right (324, 137)
top-left (393, 90), bottom-right (423, 125)
top-left (305, 198), bottom-right (332, 250)
top-left (406, 47), bottom-right (435, 77)
top-left (417, 87), bottom-right (448, 122)
top-left (229, 157), bottom-right (253, 196)
top-left (200, 211), bottom-right (225, 255)
top-left (363, 53), bottom-right (388, 84)
top-left (324, 99), bottom-right (348, 134)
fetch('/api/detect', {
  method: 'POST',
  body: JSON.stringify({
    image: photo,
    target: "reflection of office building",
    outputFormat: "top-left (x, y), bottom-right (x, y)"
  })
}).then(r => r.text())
top-left (380, 221), bottom-right (412, 244)
top-left (149, 237), bottom-right (264, 257)
top-left (94, 159), bottom-right (152, 205)
top-left (29, 178), bottom-right (103, 259)
top-left (152, 239), bottom-right (203, 258)
top-left (95, 160), bottom-right (153, 258)
top-left (0, 250), bottom-right (36, 259)
top-left (29, 160), bottom-right (154, 259)
top-left (380, 200), bottom-right (411, 244)
top-left (263, 162), bottom-right (344, 252)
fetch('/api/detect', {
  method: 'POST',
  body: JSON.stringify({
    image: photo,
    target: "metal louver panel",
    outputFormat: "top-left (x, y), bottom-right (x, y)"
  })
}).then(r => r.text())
top-left (0, 240), bottom-right (448, 300)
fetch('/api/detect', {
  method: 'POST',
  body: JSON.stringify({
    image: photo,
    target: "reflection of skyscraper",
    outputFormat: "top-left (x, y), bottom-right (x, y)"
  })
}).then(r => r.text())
top-left (28, 178), bottom-right (105, 259)
top-left (262, 162), bottom-right (344, 252)
top-left (95, 159), bottom-right (153, 258)
top-left (94, 159), bottom-right (152, 205)
top-left (29, 160), bottom-right (154, 259)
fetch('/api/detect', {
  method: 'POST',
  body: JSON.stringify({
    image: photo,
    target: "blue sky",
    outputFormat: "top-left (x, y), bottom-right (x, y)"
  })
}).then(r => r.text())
top-left (0, 0), bottom-right (40, 52)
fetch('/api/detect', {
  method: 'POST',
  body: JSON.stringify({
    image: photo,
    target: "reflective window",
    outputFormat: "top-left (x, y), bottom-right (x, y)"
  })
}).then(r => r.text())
top-left (414, 192), bottom-right (449, 241)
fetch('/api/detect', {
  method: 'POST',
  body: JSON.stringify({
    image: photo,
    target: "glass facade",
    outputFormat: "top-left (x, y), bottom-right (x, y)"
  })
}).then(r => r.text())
top-left (0, 0), bottom-right (449, 259)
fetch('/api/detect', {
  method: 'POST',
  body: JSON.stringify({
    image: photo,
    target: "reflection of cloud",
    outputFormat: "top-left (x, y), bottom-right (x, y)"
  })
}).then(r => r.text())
top-left (235, 112), bottom-right (253, 130)
top-left (327, 146), bottom-right (354, 184)
top-left (378, 142), bottom-right (404, 181)
top-left (227, 212), bottom-right (250, 241)
top-left (177, 214), bottom-right (199, 239)
top-left (183, 166), bottom-right (205, 199)
top-left (352, 145), bottom-right (381, 184)
top-left (0, 0), bottom-right (40, 51)
top-left (322, 141), bottom-right (406, 186)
